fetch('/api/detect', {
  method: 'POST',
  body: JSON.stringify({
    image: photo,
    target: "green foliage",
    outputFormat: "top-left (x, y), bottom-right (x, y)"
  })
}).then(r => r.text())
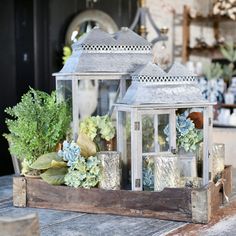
top-left (62, 46), bottom-right (72, 64)
top-left (164, 112), bottom-right (203, 153)
top-left (4, 88), bottom-right (71, 166)
top-left (143, 156), bottom-right (154, 190)
top-left (40, 167), bottom-right (68, 185)
top-left (220, 43), bottom-right (236, 81)
top-left (31, 152), bottom-right (66, 170)
top-left (177, 128), bottom-right (203, 152)
top-left (142, 116), bottom-right (154, 152)
top-left (203, 63), bottom-right (223, 80)
top-left (77, 133), bottom-right (97, 158)
top-left (220, 43), bottom-right (236, 63)
top-left (222, 63), bottom-right (236, 82)
top-left (175, 113), bottom-right (203, 152)
top-left (79, 115), bottom-right (115, 151)
top-left (31, 151), bottom-right (68, 185)
top-left (64, 156), bottom-right (101, 189)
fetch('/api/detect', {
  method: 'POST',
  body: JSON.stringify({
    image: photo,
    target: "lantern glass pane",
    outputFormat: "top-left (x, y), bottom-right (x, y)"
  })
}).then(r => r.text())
top-left (158, 114), bottom-right (170, 152)
top-left (117, 110), bottom-right (131, 188)
top-left (176, 108), bottom-right (205, 188)
top-left (142, 115), bottom-right (155, 153)
top-left (126, 112), bottom-right (131, 185)
top-left (143, 155), bottom-right (154, 191)
top-left (56, 79), bottom-right (72, 114)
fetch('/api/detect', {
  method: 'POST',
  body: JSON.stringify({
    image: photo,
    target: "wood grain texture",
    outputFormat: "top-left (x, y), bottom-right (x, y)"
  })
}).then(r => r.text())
top-left (0, 213), bottom-right (39, 236)
top-left (223, 165), bottom-right (232, 199)
top-left (191, 186), bottom-right (210, 224)
top-left (22, 177), bottom-right (192, 222)
top-left (13, 176), bottom-right (26, 207)
top-left (210, 166), bottom-right (232, 215)
top-left (12, 166), bottom-right (233, 224)
top-left (210, 182), bottom-right (222, 215)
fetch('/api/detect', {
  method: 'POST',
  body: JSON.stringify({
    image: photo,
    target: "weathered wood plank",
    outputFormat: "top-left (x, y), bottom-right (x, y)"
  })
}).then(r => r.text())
top-left (12, 165), bottom-right (233, 224)
top-left (0, 213), bottom-right (39, 236)
top-left (223, 165), bottom-right (232, 199)
top-left (23, 177), bottom-right (192, 222)
top-left (191, 186), bottom-right (210, 224)
top-left (210, 182), bottom-right (222, 215)
top-left (210, 165), bottom-right (233, 216)
top-left (13, 176), bottom-right (26, 207)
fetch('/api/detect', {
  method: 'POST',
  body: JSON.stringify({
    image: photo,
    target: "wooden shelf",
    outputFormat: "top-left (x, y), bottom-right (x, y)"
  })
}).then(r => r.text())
top-left (213, 123), bottom-right (236, 128)
top-left (189, 14), bottom-right (233, 22)
top-left (215, 104), bottom-right (236, 109)
top-left (182, 5), bottom-right (236, 62)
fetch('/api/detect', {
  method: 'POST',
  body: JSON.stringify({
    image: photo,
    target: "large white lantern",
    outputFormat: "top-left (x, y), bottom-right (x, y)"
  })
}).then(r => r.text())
top-left (115, 62), bottom-right (213, 191)
top-left (53, 27), bottom-right (152, 139)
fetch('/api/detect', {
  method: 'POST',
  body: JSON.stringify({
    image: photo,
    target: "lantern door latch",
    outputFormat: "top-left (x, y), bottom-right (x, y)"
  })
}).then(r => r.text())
top-left (135, 179), bottom-right (141, 188)
top-left (171, 147), bottom-right (176, 154)
top-left (134, 121), bottom-right (140, 130)
top-left (209, 118), bottom-right (212, 126)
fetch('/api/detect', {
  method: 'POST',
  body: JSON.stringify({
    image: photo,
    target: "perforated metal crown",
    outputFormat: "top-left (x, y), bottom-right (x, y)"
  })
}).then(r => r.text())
top-left (121, 62), bottom-right (206, 105)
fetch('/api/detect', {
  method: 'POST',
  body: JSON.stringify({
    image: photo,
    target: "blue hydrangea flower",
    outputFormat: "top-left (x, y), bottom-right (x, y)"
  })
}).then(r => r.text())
top-left (176, 115), bottom-right (194, 136)
top-left (143, 168), bottom-right (154, 188)
top-left (58, 140), bottom-right (81, 167)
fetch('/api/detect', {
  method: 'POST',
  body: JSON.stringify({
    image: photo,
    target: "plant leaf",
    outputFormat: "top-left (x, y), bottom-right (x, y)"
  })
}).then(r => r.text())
top-left (31, 152), bottom-right (62, 170)
top-left (221, 46), bottom-right (232, 62)
top-left (77, 133), bottom-right (97, 158)
top-left (40, 167), bottom-right (68, 185)
top-left (51, 160), bottom-right (67, 168)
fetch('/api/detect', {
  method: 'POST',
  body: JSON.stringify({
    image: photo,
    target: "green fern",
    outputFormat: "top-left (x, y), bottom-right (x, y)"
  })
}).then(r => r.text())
top-left (3, 88), bottom-right (71, 166)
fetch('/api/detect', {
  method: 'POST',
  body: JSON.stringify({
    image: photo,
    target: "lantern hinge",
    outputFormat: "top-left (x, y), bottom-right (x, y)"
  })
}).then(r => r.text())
top-left (135, 179), bottom-right (141, 188)
top-left (208, 117), bottom-right (212, 126)
top-left (171, 147), bottom-right (177, 154)
top-left (134, 121), bottom-right (140, 130)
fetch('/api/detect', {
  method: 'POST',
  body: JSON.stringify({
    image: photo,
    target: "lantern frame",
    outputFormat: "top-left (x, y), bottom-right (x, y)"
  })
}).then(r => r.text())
top-left (53, 27), bottom-right (152, 139)
top-left (115, 62), bottom-right (214, 191)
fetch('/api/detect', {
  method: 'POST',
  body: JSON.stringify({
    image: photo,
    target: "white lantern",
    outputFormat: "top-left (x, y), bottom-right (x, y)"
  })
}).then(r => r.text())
top-left (53, 27), bottom-right (152, 139)
top-left (115, 62), bottom-right (214, 191)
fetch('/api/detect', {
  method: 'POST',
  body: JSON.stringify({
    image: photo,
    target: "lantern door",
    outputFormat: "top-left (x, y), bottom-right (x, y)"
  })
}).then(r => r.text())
top-left (131, 109), bottom-right (176, 191)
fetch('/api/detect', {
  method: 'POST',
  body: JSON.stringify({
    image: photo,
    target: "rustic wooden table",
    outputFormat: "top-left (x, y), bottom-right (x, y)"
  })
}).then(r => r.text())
top-left (0, 175), bottom-right (186, 236)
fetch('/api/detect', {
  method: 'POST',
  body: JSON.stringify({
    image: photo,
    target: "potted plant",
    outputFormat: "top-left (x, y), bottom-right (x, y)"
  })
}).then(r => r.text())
top-left (3, 88), bottom-right (71, 176)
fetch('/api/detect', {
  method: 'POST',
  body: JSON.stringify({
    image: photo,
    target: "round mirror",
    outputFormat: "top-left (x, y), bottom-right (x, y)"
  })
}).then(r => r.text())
top-left (65, 9), bottom-right (119, 45)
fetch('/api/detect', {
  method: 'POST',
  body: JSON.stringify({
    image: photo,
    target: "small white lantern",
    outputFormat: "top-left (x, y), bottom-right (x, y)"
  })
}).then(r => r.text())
top-left (115, 62), bottom-right (213, 191)
top-left (53, 27), bottom-right (152, 139)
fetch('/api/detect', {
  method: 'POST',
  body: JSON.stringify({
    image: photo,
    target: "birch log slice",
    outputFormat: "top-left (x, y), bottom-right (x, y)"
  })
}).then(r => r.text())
top-left (98, 151), bottom-right (121, 190)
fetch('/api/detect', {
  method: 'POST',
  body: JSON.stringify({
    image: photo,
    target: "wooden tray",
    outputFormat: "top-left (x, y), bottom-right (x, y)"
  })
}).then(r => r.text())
top-left (13, 166), bottom-right (232, 224)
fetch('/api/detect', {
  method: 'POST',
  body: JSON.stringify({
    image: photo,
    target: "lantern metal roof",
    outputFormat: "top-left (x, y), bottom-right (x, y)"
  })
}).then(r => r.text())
top-left (55, 27), bottom-right (152, 75)
top-left (120, 62), bottom-right (208, 105)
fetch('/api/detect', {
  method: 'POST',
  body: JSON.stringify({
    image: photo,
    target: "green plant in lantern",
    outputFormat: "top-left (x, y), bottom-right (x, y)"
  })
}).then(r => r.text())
top-left (79, 115), bottom-right (115, 151)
